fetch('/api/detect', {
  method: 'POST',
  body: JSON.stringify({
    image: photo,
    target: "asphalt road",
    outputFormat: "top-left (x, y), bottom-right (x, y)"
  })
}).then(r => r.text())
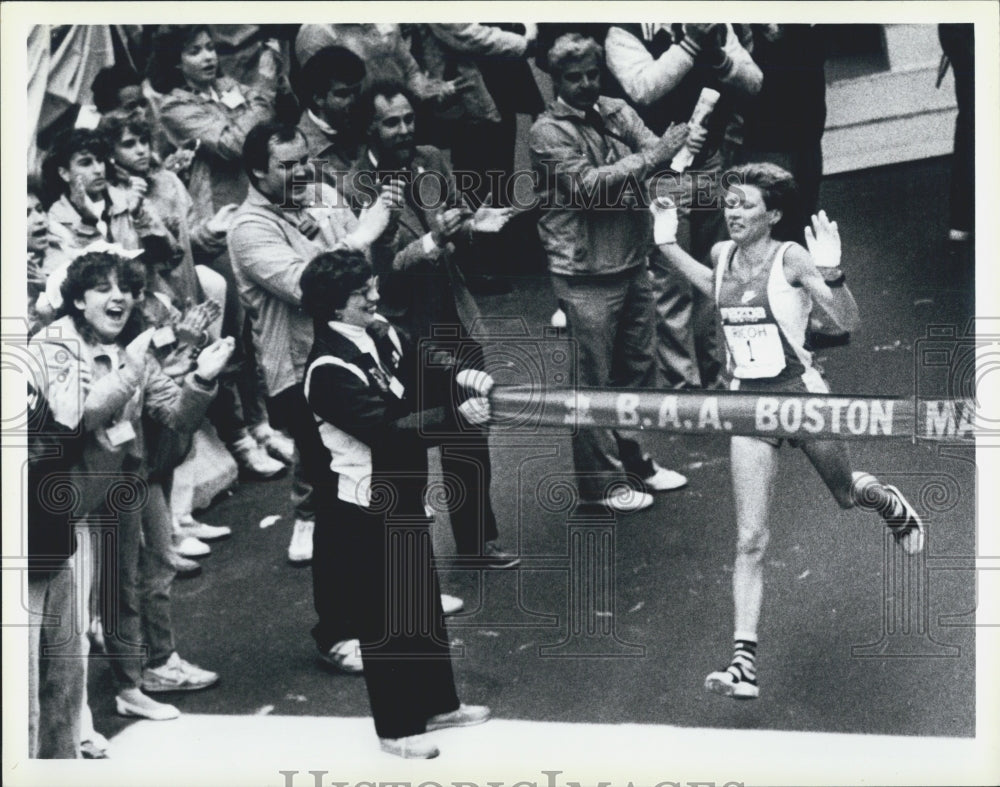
top-left (86, 157), bottom-right (978, 748)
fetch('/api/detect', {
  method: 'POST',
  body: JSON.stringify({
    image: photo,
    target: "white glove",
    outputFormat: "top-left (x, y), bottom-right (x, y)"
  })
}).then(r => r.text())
top-left (650, 196), bottom-right (679, 245)
top-left (455, 369), bottom-right (494, 397)
top-left (804, 210), bottom-right (841, 268)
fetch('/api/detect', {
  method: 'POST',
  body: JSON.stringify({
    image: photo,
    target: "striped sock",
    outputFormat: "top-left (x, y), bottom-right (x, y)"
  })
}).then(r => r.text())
top-left (728, 638), bottom-right (758, 685)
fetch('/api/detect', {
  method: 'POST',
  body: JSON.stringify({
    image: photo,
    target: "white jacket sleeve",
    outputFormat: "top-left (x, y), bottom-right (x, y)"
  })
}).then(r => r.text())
top-left (605, 26), bottom-right (696, 106)
top-left (428, 23), bottom-right (529, 57)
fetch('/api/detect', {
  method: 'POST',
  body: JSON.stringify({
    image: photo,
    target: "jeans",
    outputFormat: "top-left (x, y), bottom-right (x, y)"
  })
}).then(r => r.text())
top-left (139, 481), bottom-right (177, 668)
top-left (551, 266), bottom-right (660, 501)
top-left (28, 562), bottom-right (84, 758)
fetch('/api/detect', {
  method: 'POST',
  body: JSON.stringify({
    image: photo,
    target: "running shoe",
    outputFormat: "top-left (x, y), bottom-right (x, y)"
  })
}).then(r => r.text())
top-left (882, 484), bottom-right (925, 555)
top-left (704, 665), bottom-right (759, 699)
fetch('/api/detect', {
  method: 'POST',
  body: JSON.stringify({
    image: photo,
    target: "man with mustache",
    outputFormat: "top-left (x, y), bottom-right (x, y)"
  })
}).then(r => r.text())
top-left (343, 78), bottom-right (519, 569)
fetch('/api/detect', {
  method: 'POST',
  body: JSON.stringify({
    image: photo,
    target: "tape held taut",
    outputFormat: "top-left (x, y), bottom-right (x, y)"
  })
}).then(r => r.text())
top-left (488, 386), bottom-right (977, 442)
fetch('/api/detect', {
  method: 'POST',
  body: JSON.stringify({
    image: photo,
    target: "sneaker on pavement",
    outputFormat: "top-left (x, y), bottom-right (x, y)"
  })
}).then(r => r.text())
top-left (115, 688), bottom-right (180, 720)
top-left (550, 308), bottom-right (567, 328)
top-left (600, 486), bottom-right (654, 514)
top-left (176, 514), bottom-right (231, 542)
top-left (379, 734), bottom-right (440, 759)
top-left (441, 593), bottom-right (464, 616)
top-left (287, 519), bottom-right (314, 564)
top-left (230, 434), bottom-right (286, 479)
top-left (80, 738), bottom-right (109, 759)
top-left (169, 552), bottom-right (202, 578)
top-left (882, 484), bottom-right (925, 555)
top-left (482, 540), bottom-right (521, 569)
top-left (142, 652), bottom-right (219, 693)
top-left (642, 462), bottom-right (688, 492)
top-left (174, 534), bottom-right (211, 558)
top-left (425, 703), bottom-right (491, 731)
top-left (250, 423), bottom-right (296, 465)
top-left (704, 666), bottom-right (760, 699)
top-left (318, 639), bottom-right (363, 674)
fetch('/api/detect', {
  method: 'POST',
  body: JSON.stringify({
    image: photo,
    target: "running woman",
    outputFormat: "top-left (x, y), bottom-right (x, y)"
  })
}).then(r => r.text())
top-left (651, 162), bottom-right (924, 699)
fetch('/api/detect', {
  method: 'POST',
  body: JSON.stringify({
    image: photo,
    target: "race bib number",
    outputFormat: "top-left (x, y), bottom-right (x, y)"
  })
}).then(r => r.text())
top-left (723, 322), bottom-right (786, 379)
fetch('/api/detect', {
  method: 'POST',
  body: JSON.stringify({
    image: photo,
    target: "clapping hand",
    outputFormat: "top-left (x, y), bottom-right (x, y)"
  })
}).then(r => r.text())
top-left (163, 142), bottom-right (198, 174)
top-left (194, 336), bottom-right (236, 382)
top-left (175, 299), bottom-right (222, 346)
top-left (431, 208), bottom-right (466, 246)
top-left (350, 190), bottom-right (394, 248)
top-left (70, 175), bottom-right (104, 223)
top-left (804, 210), bottom-right (841, 269)
top-left (458, 396), bottom-right (491, 426)
top-left (683, 23), bottom-right (727, 51)
top-left (456, 368), bottom-right (495, 397)
top-left (471, 205), bottom-right (514, 234)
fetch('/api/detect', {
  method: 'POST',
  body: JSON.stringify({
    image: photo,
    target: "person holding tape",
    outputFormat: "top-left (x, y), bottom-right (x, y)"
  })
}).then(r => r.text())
top-left (299, 249), bottom-right (490, 759)
top-left (651, 162), bottom-right (925, 700)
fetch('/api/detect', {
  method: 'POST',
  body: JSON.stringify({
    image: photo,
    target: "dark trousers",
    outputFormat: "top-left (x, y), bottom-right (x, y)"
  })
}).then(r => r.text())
top-left (265, 385), bottom-right (344, 645)
top-left (433, 338), bottom-right (499, 555)
top-left (940, 24), bottom-right (975, 233)
top-left (319, 496), bottom-right (460, 739)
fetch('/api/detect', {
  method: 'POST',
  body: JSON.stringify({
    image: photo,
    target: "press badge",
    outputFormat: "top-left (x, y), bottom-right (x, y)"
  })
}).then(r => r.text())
top-left (388, 376), bottom-right (405, 399)
top-left (220, 88), bottom-right (246, 109)
top-left (105, 420), bottom-right (137, 446)
top-left (152, 325), bottom-right (176, 348)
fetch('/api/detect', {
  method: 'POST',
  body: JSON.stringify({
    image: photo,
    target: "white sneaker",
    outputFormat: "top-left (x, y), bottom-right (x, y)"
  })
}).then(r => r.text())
top-left (602, 486), bottom-right (654, 513)
top-left (441, 593), bottom-right (464, 616)
top-left (174, 534), bottom-right (211, 558)
top-left (704, 666), bottom-right (760, 700)
top-left (250, 423), bottom-right (296, 465)
top-left (115, 688), bottom-right (180, 720)
top-left (318, 638), bottom-right (363, 674)
top-left (550, 308), bottom-right (567, 328)
top-left (379, 734), bottom-right (439, 759)
top-left (176, 514), bottom-right (231, 541)
top-left (142, 652), bottom-right (219, 692)
top-left (287, 519), bottom-right (314, 564)
top-left (642, 462), bottom-right (688, 492)
top-left (230, 434), bottom-right (285, 478)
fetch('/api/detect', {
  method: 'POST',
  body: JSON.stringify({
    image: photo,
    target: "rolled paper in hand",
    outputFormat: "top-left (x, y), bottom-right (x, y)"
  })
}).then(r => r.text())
top-left (670, 87), bottom-right (721, 173)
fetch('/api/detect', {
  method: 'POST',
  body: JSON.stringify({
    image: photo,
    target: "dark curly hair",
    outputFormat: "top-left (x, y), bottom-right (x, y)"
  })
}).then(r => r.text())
top-left (59, 251), bottom-right (147, 343)
top-left (299, 248), bottom-right (373, 323)
top-left (39, 128), bottom-right (111, 208)
top-left (91, 62), bottom-right (144, 114)
top-left (722, 162), bottom-right (803, 243)
top-left (357, 76), bottom-right (418, 137)
top-left (295, 44), bottom-right (366, 112)
top-left (146, 25), bottom-right (215, 94)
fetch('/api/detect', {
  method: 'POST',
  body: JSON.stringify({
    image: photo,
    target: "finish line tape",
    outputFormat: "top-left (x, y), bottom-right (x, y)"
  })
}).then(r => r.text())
top-left (488, 386), bottom-right (977, 442)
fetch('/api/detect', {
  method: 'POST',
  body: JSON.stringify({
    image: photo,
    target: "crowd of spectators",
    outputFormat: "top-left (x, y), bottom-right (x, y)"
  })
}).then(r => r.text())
top-left (23, 21), bottom-right (968, 761)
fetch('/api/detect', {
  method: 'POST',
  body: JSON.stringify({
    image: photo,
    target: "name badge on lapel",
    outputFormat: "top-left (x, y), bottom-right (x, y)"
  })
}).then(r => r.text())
top-left (105, 420), bottom-right (137, 446)
top-left (220, 88), bottom-right (246, 109)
